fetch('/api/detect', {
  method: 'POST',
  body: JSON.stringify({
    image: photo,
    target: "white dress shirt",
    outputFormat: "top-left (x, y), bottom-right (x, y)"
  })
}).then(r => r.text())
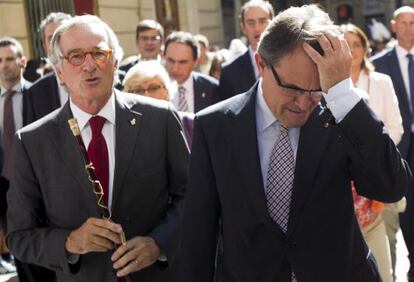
top-left (256, 78), bottom-right (361, 191)
top-left (248, 46), bottom-right (259, 79)
top-left (70, 93), bottom-right (116, 208)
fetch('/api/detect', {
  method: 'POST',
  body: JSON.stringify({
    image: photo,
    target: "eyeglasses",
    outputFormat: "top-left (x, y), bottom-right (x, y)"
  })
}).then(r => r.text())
top-left (269, 65), bottom-right (324, 98)
top-left (61, 47), bottom-right (113, 66)
top-left (138, 35), bottom-right (162, 42)
top-left (130, 84), bottom-right (165, 95)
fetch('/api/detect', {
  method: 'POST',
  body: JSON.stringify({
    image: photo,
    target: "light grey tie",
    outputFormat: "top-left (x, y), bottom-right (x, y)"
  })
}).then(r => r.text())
top-left (178, 86), bottom-right (189, 112)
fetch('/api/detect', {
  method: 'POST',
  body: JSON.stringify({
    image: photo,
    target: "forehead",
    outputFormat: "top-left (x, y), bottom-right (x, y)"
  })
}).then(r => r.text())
top-left (244, 6), bottom-right (271, 20)
top-left (138, 29), bottom-right (160, 37)
top-left (44, 22), bottom-right (61, 38)
top-left (165, 42), bottom-right (194, 60)
top-left (276, 47), bottom-right (319, 86)
top-left (59, 25), bottom-right (109, 53)
top-left (395, 12), bottom-right (414, 22)
top-left (345, 32), bottom-right (362, 43)
top-left (0, 45), bottom-right (19, 57)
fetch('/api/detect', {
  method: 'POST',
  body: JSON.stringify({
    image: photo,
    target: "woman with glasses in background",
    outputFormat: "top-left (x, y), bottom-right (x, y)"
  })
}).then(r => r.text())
top-left (123, 60), bottom-right (194, 147)
top-left (340, 23), bottom-right (404, 282)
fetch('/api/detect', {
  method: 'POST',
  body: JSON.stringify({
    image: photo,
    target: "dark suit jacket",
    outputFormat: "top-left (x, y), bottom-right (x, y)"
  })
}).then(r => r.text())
top-left (179, 85), bottom-right (410, 282)
top-left (7, 91), bottom-right (189, 282)
top-left (1, 78), bottom-right (31, 222)
top-left (218, 49), bottom-right (257, 101)
top-left (192, 72), bottom-right (219, 113)
top-left (25, 72), bottom-right (61, 125)
top-left (372, 47), bottom-right (413, 163)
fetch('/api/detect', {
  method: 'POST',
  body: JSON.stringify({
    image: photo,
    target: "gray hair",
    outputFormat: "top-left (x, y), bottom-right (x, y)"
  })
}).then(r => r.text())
top-left (257, 4), bottom-right (337, 67)
top-left (123, 60), bottom-right (171, 93)
top-left (393, 6), bottom-right (414, 20)
top-left (0, 36), bottom-right (25, 58)
top-left (48, 15), bottom-right (124, 67)
top-left (240, 0), bottom-right (274, 23)
top-left (39, 12), bottom-right (72, 43)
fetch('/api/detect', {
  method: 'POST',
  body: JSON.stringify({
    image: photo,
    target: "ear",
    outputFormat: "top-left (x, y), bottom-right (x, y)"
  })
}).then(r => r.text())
top-left (20, 56), bottom-right (27, 69)
top-left (390, 19), bottom-right (397, 33)
top-left (55, 63), bottom-right (65, 84)
top-left (255, 52), bottom-right (265, 78)
top-left (240, 22), bottom-right (246, 35)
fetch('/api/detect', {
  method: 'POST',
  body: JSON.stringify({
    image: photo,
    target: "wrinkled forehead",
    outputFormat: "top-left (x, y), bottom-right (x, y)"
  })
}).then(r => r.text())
top-left (59, 24), bottom-right (109, 53)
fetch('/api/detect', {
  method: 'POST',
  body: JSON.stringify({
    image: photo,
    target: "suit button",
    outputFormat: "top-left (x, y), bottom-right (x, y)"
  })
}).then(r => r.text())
top-left (290, 241), bottom-right (297, 250)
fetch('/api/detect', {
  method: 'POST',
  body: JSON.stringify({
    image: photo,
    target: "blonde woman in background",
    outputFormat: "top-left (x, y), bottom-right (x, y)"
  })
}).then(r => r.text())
top-left (341, 23), bottom-right (404, 282)
top-left (123, 60), bottom-right (194, 146)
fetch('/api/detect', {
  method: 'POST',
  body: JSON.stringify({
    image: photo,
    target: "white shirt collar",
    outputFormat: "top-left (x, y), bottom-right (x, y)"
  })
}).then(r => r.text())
top-left (69, 92), bottom-right (116, 131)
top-left (256, 79), bottom-right (277, 133)
top-left (179, 73), bottom-right (194, 92)
top-left (1, 78), bottom-right (24, 96)
top-left (395, 44), bottom-right (414, 61)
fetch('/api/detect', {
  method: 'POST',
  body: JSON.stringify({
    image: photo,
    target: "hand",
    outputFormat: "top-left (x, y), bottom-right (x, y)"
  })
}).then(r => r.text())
top-left (65, 217), bottom-right (123, 255)
top-left (111, 236), bottom-right (161, 277)
top-left (303, 32), bottom-right (352, 92)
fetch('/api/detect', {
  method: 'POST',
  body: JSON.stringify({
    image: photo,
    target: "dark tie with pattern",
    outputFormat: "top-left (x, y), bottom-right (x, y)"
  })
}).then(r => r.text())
top-left (178, 86), bottom-right (189, 112)
top-left (407, 54), bottom-right (414, 119)
top-left (3, 90), bottom-right (16, 180)
top-left (266, 124), bottom-right (297, 281)
top-left (87, 116), bottom-right (109, 205)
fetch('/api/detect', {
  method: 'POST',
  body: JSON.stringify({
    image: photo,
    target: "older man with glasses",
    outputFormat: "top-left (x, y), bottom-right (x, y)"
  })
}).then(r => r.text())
top-left (179, 4), bottom-right (410, 282)
top-left (7, 15), bottom-right (189, 282)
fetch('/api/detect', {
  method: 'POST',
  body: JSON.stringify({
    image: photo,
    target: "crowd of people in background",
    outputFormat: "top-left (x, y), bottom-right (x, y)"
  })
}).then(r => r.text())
top-left (0, 1), bottom-right (414, 281)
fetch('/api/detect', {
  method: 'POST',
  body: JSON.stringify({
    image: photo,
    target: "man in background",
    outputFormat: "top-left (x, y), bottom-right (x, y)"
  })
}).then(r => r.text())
top-left (218, 0), bottom-right (273, 100)
top-left (164, 31), bottom-right (219, 113)
top-left (25, 12), bottom-right (72, 125)
top-left (373, 6), bottom-right (414, 281)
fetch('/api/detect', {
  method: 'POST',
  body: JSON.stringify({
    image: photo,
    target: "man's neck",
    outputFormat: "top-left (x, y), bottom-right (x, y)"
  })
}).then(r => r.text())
top-left (0, 78), bottom-right (20, 91)
top-left (398, 40), bottom-right (414, 52)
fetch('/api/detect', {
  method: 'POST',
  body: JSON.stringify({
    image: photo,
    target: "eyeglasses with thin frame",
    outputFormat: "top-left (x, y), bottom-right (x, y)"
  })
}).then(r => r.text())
top-left (61, 47), bottom-right (113, 66)
top-left (269, 65), bottom-right (324, 98)
top-left (130, 84), bottom-right (165, 95)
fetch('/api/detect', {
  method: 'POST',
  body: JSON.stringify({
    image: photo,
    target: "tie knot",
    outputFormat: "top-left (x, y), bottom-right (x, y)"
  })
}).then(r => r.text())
top-left (4, 90), bottom-right (15, 99)
top-left (407, 53), bottom-right (413, 61)
top-left (280, 124), bottom-right (289, 135)
top-left (89, 116), bottom-right (106, 135)
top-left (178, 86), bottom-right (186, 95)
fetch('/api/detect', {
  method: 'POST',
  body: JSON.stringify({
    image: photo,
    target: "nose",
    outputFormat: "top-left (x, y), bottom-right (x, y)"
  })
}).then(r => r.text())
top-left (82, 53), bottom-right (97, 71)
top-left (294, 92), bottom-right (314, 109)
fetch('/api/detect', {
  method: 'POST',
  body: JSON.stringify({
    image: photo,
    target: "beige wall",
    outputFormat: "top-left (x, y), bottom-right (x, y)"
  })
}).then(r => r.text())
top-left (0, 0), bottom-right (225, 59)
top-left (0, 0), bottom-right (31, 58)
top-left (178, 0), bottom-right (224, 48)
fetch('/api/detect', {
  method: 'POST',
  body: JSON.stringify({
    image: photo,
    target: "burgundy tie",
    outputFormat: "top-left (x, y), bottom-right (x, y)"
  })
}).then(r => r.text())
top-left (87, 116), bottom-right (109, 205)
top-left (3, 90), bottom-right (16, 180)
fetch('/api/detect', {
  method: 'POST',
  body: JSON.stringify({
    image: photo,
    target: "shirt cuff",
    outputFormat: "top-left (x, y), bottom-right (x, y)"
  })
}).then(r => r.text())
top-left (323, 78), bottom-right (362, 123)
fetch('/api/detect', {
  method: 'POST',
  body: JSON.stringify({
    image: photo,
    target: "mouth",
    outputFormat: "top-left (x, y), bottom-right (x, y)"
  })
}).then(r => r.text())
top-left (84, 77), bottom-right (100, 85)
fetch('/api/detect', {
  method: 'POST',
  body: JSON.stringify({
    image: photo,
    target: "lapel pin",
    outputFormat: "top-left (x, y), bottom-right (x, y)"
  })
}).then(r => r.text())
top-left (202, 92), bottom-right (206, 98)
top-left (130, 118), bottom-right (136, 126)
top-left (323, 122), bottom-right (330, 128)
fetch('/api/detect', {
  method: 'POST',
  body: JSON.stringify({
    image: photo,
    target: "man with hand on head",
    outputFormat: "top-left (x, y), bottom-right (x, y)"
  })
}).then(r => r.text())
top-left (179, 4), bottom-right (410, 282)
top-left (7, 15), bottom-right (189, 282)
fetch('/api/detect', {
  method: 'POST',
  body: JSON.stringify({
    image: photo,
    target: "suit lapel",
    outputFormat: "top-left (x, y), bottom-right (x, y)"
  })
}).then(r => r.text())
top-left (50, 103), bottom-right (98, 208)
top-left (241, 50), bottom-right (257, 85)
top-left (225, 87), bottom-right (285, 237)
top-left (111, 93), bottom-right (142, 209)
top-left (388, 49), bottom-right (410, 111)
top-left (287, 105), bottom-right (332, 236)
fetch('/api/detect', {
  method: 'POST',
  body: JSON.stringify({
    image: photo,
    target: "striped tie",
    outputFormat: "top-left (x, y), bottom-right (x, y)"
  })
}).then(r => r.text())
top-left (178, 86), bottom-right (189, 112)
